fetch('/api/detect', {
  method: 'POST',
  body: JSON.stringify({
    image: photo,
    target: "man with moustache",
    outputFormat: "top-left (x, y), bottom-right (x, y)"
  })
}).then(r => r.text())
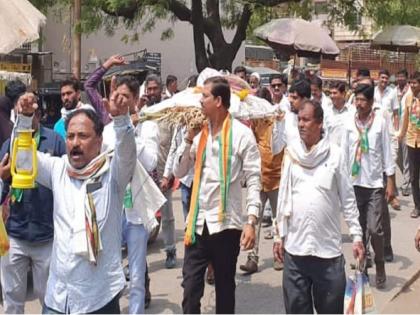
top-left (272, 79), bottom-right (311, 155)
top-left (102, 76), bottom-right (159, 314)
top-left (324, 81), bottom-right (355, 146)
top-left (174, 76), bottom-right (261, 313)
top-left (14, 90), bottom-right (136, 313)
top-left (342, 84), bottom-right (396, 288)
top-left (140, 74), bottom-right (177, 268)
top-left (269, 74), bottom-right (290, 112)
top-left (53, 79), bottom-right (95, 139)
top-left (310, 76), bottom-right (333, 111)
top-left (273, 100), bottom-right (364, 314)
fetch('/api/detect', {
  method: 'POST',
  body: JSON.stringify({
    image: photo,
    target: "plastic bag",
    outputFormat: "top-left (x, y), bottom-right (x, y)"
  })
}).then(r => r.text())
top-left (344, 268), bottom-right (376, 314)
top-left (0, 206), bottom-right (10, 256)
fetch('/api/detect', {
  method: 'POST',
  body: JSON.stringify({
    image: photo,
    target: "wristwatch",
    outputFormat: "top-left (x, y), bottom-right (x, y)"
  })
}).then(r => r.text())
top-left (246, 218), bottom-right (256, 228)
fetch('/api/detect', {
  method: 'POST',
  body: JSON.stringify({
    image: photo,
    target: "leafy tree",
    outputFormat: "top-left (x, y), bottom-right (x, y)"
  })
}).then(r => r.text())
top-left (30, 0), bottom-right (420, 72)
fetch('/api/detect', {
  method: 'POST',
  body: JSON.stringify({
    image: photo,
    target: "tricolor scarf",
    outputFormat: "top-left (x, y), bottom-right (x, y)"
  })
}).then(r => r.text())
top-left (351, 111), bottom-right (375, 177)
top-left (184, 114), bottom-right (233, 246)
top-left (409, 98), bottom-right (420, 130)
top-left (10, 130), bottom-right (40, 204)
top-left (66, 150), bottom-right (113, 265)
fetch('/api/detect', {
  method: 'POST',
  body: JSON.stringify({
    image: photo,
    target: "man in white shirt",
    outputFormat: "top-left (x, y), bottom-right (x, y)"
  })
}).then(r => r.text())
top-left (272, 79), bottom-right (312, 155)
top-left (102, 76), bottom-right (159, 314)
top-left (310, 76), bottom-right (333, 112)
top-left (395, 69), bottom-right (411, 196)
top-left (164, 75), bottom-right (178, 98)
top-left (273, 100), bottom-right (364, 314)
top-left (269, 74), bottom-right (290, 112)
top-left (173, 76), bottom-right (261, 313)
top-left (141, 75), bottom-right (177, 269)
top-left (15, 90), bottom-right (136, 313)
top-left (342, 84), bottom-right (396, 289)
top-left (324, 81), bottom-right (355, 146)
top-left (374, 69), bottom-right (399, 129)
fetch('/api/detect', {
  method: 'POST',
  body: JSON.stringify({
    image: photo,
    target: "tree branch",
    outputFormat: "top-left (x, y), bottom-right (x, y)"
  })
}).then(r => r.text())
top-left (167, 0), bottom-right (192, 22)
top-left (229, 4), bottom-right (252, 52)
top-left (204, 0), bottom-right (226, 46)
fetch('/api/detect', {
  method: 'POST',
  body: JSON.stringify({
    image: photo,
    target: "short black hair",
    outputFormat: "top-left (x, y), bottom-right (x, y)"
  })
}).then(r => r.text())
top-left (379, 69), bottom-right (390, 77)
top-left (290, 80), bottom-right (311, 99)
top-left (144, 74), bottom-right (162, 89)
top-left (270, 73), bottom-right (287, 86)
top-left (65, 108), bottom-right (104, 136)
top-left (310, 76), bottom-right (323, 90)
top-left (60, 78), bottom-right (81, 92)
top-left (233, 66), bottom-right (246, 74)
top-left (301, 99), bottom-right (323, 124)
top-left (410, 71), bottom-right (420, 83)
top-left (329, 81), bottom-right (346, 94)
top-left (5, 80), bottom-right (27, 105)
top-left (397, 69), bottom-right (408, 78)
top-left (166, 75), bottom-right (177, 86)
top-left (117, 75), bottom-right (139, 96)
top-left (356, 68), bottom-right (370, 78)
top-left (354, 84), bottom-right (374, 101)
top-left (203, 76), bottom-right (231, 109)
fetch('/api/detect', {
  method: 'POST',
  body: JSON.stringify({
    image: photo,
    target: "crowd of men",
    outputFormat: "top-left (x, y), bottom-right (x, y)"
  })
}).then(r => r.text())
top-left (0, 55), bottom-right (419, 314)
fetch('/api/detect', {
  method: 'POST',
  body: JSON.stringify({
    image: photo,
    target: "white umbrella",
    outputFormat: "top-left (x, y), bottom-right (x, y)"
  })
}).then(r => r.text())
top-left (371, 25), bottom-right (420, 53)
top-left (254, 18), bottom-right (340, 59)
top-left (0, 0), bottom-right (46, 54)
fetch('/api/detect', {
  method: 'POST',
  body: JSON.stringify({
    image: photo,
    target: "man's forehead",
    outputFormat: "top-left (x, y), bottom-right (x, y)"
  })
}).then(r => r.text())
top-left (61, 85), bottom-right (76, 93)
top-left (67, 113), bottom-right (94, 129)
top-left (146, 81), bottom-right (159, 88)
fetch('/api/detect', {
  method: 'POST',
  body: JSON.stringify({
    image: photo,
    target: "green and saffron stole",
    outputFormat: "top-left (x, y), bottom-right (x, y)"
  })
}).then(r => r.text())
top-left (184, 114), bottom-right (233, 246)
top-left (351, 110), bottom-right (375, 177)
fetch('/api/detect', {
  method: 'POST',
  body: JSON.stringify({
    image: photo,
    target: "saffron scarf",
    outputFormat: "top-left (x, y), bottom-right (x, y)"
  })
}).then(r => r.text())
top-left (351, 111), bottom-right (375, 177)
top-left (184, 114), bottom-right (233, 246)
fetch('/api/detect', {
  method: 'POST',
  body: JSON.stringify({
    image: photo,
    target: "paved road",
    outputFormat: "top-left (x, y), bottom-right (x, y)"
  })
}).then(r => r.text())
top-left (1, 175), bottom-right (419, 313)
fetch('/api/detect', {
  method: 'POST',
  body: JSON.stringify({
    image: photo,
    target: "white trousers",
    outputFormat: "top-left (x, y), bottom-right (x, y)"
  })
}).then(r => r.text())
top-left (1, 237), bottom-right (52, 314)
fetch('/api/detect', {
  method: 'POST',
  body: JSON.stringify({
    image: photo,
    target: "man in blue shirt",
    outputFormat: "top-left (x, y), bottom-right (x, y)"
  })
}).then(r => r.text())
top-left (0, 106), bottom-right (65, 313)
top-left (54, 79), bottom-right (94, 139)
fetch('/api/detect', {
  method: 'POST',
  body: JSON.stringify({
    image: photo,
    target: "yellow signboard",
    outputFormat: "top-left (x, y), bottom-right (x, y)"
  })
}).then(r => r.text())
top-left (0, 63), bottom-right (31, 73)
top-left (321, 68), bottom-right (348, 79)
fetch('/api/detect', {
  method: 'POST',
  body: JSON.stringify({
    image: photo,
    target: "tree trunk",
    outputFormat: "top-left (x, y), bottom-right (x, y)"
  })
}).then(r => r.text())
top-left (191, 0), bottom-right (210, 72)
top-left (72, 0), bottom-right (81, 80)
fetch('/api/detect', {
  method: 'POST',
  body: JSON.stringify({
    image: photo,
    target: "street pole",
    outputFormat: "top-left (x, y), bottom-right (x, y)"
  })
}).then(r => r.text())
top-left (72, 0), bottom-right (81, 79)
